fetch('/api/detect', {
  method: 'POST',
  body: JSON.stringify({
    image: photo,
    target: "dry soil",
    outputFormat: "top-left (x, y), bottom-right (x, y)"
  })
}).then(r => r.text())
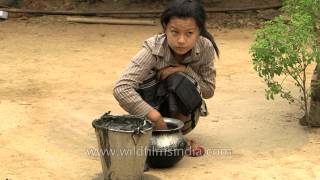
top-left (0, 16), bottom-right (320, 180)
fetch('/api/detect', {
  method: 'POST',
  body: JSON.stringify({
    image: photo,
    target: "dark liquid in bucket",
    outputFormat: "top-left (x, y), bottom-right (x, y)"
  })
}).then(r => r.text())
top-left (93, 114), bottom-right (152, 132)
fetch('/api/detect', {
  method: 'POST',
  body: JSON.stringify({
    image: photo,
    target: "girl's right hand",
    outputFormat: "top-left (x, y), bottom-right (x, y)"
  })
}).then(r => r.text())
top-left (147, 109), bottom-right (167, 129)
top-left (155, 118), bottom-right (167, 130)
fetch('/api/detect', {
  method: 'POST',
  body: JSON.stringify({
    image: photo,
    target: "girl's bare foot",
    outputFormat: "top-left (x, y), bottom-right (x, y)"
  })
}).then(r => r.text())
top-left (186, 139), bottom-right (205, 157)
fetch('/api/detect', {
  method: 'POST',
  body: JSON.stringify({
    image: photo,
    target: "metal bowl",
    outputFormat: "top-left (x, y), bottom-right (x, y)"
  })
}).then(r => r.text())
top-left (147, 118), bottom-right (187, 168)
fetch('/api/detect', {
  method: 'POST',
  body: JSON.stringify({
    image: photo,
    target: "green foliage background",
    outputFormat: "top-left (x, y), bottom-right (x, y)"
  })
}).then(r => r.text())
top-left (250, 0), bottom-right (320, 117)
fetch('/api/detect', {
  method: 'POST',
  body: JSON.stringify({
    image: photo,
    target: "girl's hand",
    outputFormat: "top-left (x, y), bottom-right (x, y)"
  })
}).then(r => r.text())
top-left (146, 109), bottom-right (167, 129)
top-left (157, 65), bottom-right (186, 80)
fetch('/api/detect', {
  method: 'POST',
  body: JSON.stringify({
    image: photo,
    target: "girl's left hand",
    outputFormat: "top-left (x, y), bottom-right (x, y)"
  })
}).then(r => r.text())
top-left (157, 65), bottom-right (186, 80)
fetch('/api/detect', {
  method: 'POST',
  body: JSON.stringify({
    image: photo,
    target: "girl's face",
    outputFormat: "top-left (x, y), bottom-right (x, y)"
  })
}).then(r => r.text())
top-left (165, 16), bottom-right (200, 57)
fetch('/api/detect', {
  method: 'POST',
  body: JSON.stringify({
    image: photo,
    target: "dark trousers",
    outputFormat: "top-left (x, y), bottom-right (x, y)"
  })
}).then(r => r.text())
top-left (137, 72), bottom-right (202, 134)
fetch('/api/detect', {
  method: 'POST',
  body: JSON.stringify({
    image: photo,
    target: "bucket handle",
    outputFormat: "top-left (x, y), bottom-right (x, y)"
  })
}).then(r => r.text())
top-left (131, 126), bottom-right (148, 145)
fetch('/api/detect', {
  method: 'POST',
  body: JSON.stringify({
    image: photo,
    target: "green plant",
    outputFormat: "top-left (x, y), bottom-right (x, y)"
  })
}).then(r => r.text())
top-left (250, 0), bottom-right (320, 121)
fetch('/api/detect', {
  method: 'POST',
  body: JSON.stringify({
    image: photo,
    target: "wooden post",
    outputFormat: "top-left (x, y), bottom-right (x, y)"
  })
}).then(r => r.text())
top-left (66, 17), bottom-right (156, 26)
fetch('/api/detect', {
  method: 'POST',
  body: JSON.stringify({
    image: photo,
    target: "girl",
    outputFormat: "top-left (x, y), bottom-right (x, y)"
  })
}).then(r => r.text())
top-left (113, 0), bottom-right (219, 156)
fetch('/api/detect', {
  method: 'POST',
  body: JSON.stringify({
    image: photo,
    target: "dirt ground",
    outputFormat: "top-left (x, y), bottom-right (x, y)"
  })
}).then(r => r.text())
top-left (1, 16), bottom-right (320, 180)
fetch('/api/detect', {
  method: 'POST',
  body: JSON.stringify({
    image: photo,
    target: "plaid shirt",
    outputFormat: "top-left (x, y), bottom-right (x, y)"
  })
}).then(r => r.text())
top-left (113, 33), bottom-right (216, 116)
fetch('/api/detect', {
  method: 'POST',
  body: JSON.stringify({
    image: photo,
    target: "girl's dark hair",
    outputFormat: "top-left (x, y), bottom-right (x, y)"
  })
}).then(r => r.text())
top-left (161, 0), bottom-right (219, 57)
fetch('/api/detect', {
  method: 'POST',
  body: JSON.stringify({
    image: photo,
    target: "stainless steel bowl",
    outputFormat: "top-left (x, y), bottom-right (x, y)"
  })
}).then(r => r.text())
top-left (147, 117), bottom-right (187, 168)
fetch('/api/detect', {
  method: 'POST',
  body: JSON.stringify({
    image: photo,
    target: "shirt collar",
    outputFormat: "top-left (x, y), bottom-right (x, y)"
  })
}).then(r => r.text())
top-left (192, 39), bottom-right (201, 56)
top-left (151, 33), bottom-right (166, 57)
